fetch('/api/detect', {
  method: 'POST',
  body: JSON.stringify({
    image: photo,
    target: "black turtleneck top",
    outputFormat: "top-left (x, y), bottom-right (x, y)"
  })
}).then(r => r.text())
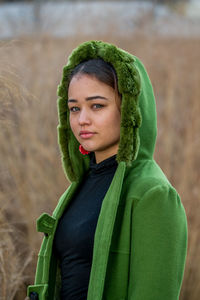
top-left (53, 153), bottom-right (118, 300)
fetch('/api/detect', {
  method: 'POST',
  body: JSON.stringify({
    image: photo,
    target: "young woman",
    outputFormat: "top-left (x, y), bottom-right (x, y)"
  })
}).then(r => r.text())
top-left (27, 40), bottom-right (188, 300)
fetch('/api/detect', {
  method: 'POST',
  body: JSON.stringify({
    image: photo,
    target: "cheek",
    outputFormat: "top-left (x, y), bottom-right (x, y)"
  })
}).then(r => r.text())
top-left (109, 110), bottom-right (121, 130)
top-left (100, 109), bottom-right (121, 134)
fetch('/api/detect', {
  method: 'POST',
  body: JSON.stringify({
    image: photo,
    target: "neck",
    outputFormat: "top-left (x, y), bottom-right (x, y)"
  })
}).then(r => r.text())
top-left (94, 147), bottom-right (118, 164)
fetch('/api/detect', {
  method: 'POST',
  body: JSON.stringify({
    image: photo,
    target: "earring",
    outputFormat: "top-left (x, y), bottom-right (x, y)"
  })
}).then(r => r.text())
top-left (79, 144), bottom-right (90, 155)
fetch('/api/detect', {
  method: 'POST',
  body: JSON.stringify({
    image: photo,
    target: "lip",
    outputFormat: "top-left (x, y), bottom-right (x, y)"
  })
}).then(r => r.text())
top-left (79, 131), bottom-right (96, 139)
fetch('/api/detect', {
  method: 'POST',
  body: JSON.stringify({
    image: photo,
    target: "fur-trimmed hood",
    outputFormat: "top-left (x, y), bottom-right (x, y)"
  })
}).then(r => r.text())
top-left (57, 40), bottom-right (157, 182)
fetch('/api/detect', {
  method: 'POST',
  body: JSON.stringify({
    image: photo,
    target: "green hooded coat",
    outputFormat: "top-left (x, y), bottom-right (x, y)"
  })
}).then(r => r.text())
top-left (27, 40), bottom-right (188, 300)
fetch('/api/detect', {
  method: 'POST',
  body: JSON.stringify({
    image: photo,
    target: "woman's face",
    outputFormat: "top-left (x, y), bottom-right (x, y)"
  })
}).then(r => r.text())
top-left (68, 74), bottom-right (121, 163)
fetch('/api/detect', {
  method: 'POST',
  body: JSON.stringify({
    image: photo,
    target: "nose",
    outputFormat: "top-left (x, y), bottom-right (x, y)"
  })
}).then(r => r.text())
top-left (78, 108), bottom-right (91, 126)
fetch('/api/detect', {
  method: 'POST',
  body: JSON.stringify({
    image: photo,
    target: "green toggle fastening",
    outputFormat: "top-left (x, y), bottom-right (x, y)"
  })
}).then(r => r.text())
top-left (36, 213), bottom-right (56, 235)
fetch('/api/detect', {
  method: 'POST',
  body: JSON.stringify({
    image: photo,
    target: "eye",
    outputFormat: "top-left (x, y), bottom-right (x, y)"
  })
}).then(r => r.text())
top-left (69, 106), bottom-right (80, 112)
top-left (92, 104), bottom-right (104, 109)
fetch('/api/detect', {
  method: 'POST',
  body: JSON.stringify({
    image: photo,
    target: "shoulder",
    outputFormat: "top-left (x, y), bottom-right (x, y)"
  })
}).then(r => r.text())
top-left (129, 179), bottom-right (186, 229)
top-left (120, 160), bottom-right (186, 219)
top-left (122, 159), bottom-right (175, 200)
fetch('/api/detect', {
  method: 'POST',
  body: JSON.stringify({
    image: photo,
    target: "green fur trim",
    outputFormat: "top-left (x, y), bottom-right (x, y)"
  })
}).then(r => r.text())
top-left (57, 40), bottom-right (141, 182)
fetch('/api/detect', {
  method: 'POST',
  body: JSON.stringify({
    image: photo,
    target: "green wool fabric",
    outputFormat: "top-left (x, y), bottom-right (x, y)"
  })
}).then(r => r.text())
top-left (28, 40), bottom-right (188, 300)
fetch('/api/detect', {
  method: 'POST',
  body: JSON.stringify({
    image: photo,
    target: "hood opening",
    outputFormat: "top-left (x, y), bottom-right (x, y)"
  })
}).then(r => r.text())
top-left (57, 40), bottom-right (157, 182)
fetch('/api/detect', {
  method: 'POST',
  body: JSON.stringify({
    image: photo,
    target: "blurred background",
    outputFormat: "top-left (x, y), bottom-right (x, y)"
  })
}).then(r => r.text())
top-left (0, 0), bottom-right (199, 299)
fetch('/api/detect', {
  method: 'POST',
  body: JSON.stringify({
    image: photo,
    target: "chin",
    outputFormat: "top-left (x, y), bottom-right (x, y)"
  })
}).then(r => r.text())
top-left (80, 144), bottom-right (96, 152)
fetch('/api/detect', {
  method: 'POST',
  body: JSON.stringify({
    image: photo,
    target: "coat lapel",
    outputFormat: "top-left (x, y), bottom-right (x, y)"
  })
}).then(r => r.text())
top-left (87, 162), bottom-right (126, 300)
top-left (52, 181), bottom-right (81, 219)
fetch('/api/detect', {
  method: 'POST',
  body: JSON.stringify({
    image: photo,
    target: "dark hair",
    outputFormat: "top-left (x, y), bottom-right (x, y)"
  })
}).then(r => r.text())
top-left (69, 58), bottom-right (121, 100)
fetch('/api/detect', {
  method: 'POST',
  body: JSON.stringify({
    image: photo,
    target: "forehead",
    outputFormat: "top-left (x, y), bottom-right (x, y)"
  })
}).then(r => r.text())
top-left (69, 74), bottom-right (107, 87)
top-left (68, 74), bottom-right (115, 97)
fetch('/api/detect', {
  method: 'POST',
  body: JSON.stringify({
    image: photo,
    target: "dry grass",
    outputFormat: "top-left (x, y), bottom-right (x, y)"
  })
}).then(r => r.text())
top-left (0, 34), bottom-right (199, 299)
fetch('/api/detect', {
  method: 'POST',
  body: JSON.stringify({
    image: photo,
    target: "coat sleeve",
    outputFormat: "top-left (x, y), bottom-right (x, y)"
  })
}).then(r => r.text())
top-left (128, 184), bottom-right (188, 300)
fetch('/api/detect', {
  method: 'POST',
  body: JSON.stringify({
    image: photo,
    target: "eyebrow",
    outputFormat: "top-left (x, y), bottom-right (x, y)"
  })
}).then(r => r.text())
top-left (68, 95), bottom-right (109, 103)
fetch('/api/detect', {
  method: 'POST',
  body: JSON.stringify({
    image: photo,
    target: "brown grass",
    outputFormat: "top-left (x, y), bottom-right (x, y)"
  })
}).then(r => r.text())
top-left (0, 34), bottom-right (199, 300)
